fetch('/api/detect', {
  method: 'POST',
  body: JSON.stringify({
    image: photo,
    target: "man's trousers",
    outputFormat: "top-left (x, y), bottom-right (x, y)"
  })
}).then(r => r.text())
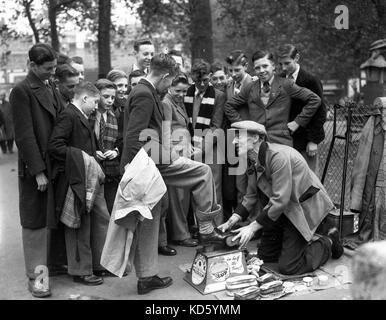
top-left (165, 186), bottom-right (191, 242)
top-left (257, 215), bottom-right (331, 275)
top-left (208, 162), bottom-right (223, 225)
top-left (131, 157), bottom-right (221, 279)
top-left (22, 227), bottom-right (48, 280)
top-left (104, 178), bottom-right (119, 215)
top-left (64, 185), bottom-right (110, 276)
top-left (130, 201), bottom-right (162, 278)
top-left (158, 192), bottom-right (170, 247)
top-left (158, 156), bottom-right (220, 221)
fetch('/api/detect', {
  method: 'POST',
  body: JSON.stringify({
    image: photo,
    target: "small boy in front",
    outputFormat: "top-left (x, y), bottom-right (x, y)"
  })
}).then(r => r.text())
top-left (48, 82), bottom-right (111, 285)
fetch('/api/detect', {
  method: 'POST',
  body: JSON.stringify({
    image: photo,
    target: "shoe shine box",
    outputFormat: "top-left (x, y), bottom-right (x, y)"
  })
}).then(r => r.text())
top-left (184, 248), bottom-right (248, 294)
top-left (321, 208), bottom-right (359, 237)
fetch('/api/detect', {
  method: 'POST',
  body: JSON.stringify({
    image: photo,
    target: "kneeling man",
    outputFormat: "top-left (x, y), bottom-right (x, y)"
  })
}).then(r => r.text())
top-left (218, 121), bottom-right (343, 275)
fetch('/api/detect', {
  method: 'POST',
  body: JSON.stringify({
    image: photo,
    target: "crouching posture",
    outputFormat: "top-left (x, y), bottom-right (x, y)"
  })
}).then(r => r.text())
top-left (218, 121), bottom-right (343, 275)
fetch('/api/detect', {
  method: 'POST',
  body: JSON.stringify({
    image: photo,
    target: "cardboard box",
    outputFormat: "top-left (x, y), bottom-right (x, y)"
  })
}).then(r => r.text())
top-left (184, 248), bottom-right (248, 294)
top-left (319, 209), bottom-right (359, 237)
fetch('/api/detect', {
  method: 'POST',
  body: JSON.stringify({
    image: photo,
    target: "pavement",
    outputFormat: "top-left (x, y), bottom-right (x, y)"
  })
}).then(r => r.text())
top-left (0, 150), bottom-right (353, 300)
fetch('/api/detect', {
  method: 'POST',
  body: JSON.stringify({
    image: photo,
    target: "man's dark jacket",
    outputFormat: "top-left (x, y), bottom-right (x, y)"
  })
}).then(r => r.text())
top-left (288, 68), bottom-right (327, 151)
top-left (48, 103), bottom-right (97, 219)
top-left (10, 71), bottom-right (63, 229)
top-left (121, 79), bottom-right (171, 170)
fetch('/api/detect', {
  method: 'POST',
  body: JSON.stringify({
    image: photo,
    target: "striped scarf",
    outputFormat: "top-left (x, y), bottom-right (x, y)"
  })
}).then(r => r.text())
top-left (90, 110), bottom-right (120, 178)
top-left (184, 84), bottom-right (216, 146)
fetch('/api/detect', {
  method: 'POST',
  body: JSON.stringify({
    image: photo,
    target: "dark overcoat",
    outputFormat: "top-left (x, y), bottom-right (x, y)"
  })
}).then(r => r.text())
top-left (120, 79), bottom-right (168, 169)
top-left (288, 68), bottom-right (327, 151)
top-left (48, 103), bottom-right (97, 218)
top-left (0, 100), bottom-right (14, 140)
top-left (10, 71), bottom-right (63, 229)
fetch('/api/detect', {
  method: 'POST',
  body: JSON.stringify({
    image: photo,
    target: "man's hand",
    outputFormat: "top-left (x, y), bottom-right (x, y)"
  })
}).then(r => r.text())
top-left (217, 221), bottom-right (231, 233)
top-left (96, 151), bottom-right (106, 161)
top-left (306, 142), bottom-right (318, 157)
top-left (231, 221), bottom-right (262, 249)
top-left (191, 146), bottom-right (203, 161)
top-left (217, 213), bottom-right (242, 233)
top-left (287, 121), bottom-right (300, 134)
top-left (35, 172), bottom-right (48, 192)
top-left (104, 150), bottom-right (118, 160)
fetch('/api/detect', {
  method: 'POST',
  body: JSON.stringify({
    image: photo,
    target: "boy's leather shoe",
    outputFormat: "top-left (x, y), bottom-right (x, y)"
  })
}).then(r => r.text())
top-left (174, 238), bottom-right (198, 247)
top-left (199, 229), bottom-right (227, 244)
top-left (328, 227), bottom-right (344, 259)
top-left (73, 274), bottom-right (104, 286)
top-left (137, 275), bottom-right (173, 295)
top-left (158, 246), bottom-right (177, 256)
top-left (28, 279), bottom-right (51, 298)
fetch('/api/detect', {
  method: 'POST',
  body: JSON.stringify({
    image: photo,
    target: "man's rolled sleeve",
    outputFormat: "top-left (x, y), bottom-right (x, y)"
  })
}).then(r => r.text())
top-left (235, 170), bottom-right (259, 221)
top-left (234, 203), bottom-right (250, 221)
top-left (256, 206), bottom-right (276, 228)
top-left (256, 153), bottom-right (292, 227)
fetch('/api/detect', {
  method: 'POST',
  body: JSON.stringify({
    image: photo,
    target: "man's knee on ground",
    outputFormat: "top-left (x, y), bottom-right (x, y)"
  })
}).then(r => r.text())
top-left (278, 259), bottom-right (300, 275)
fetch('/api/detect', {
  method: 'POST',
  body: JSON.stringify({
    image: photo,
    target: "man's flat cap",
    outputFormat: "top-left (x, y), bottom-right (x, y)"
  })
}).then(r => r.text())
top-left (230, 121), bottom-right (267, 135)
top-left (370, 39), bottom-right (386, 51)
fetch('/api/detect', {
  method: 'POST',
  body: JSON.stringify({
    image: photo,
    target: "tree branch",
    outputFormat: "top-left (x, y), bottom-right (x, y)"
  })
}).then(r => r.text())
top-left (55, 0), bottom-right (78, 11)
top-left (173, 0), bottom-right (190, 15)
top-left (22, 0), bottom-right (40, 42)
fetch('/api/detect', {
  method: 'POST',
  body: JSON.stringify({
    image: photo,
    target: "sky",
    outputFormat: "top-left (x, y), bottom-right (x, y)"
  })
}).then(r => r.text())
top-left (0, 0), bottom-right (139, 35)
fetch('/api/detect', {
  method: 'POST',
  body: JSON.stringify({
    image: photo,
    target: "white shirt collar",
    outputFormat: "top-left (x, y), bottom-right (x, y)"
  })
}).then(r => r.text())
top-left (72, 103), bottom-right (89, 119)
top-left (239, 74), bottom-right (249, 87)
top-left (194, 83), bottom-right (212, 97)
top-left (288, 64), bottom-right (300, 82)
top-left (96, 110), bottom-right (108, 122)
top-left (133, 63), bottom-right (149, 74)
top-left (260, 76), bottom-right (274, 88)
top-left (143, 78), bottom-right (156, 90)
top-left (194, 87), bottom-right (202, 97)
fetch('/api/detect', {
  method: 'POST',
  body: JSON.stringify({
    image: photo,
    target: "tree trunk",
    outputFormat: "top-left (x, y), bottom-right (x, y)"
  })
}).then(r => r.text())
top-left (372, 0), bottom-right (386, 37)
top-left (23, 0), bottom-right (40, 43)
top-left (48, 0), bottom-right (60, 51)
top-left (189, 0), bottom-right (214, 63)
top-left (97, 0), bottom-right (111, 79)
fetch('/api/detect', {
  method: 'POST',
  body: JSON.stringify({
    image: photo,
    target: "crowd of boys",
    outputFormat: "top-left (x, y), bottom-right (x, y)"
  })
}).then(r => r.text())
top-left (9, 38), bottom-right (343, 298)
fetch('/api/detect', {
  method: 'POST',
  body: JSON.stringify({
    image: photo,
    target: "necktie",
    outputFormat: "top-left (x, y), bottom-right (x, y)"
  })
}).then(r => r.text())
top-left (262, 81), bottom-right (270, 94)
top-left (99, 115), bottom-right (106, 152)
top-left (45, 80), bottom-right (53, 97)
top-left (44, 80), bottom-right (59, 115)
top-left (246, 158), bottom-right (257, 175)
top-left (234, 82), bottom-right (241, 95)
top-left (192, 92), bottom-right (203, 129)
